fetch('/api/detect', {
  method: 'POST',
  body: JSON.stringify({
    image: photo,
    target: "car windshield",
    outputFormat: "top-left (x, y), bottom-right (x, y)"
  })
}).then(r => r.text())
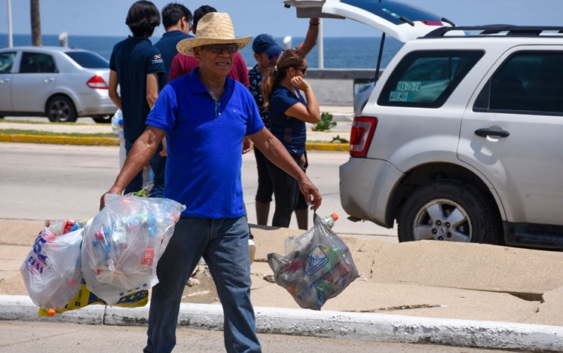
top-left (65, 51), bottom-right (109, 69)
top-left (341, 0), bottom-right (442, 25)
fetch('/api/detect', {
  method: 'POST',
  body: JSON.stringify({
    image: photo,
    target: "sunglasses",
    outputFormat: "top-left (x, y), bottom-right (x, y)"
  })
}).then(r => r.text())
top-left (268, 51), bottom-right (283, 61)
top-left (203, 44), bottom-right (239, 55)
top-left (295, 66), bottom-right (308, 75)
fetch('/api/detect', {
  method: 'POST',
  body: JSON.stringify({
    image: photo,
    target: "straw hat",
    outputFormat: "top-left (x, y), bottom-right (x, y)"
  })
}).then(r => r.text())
top-left (176, 12), bottom-right (252, 57)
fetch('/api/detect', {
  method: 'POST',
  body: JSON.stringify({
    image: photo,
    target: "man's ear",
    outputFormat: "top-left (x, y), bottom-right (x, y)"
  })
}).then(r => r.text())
top-left (254, 53), bottom-right (260, 62)
top-left (193, 47), bottom-right (202, 61)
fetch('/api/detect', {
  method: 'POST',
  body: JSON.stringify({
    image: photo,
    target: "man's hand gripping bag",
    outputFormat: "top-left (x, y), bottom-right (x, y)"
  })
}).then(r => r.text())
top-left (267, 214), bottom-right (359, 310)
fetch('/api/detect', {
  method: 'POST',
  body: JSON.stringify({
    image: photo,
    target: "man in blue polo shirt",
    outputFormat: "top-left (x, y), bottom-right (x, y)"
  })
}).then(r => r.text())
top-left (101, 12), bottom-right (322, 353)
top-left (108, 0), bottom-right (167, 197)
top-left (154, 3), bottom-right (193, 79)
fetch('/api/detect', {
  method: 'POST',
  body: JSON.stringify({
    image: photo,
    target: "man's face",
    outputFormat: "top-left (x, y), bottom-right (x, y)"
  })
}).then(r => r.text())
top-left (194, 45), bottom-right (235, 77)
top-left (254, 52), bottom-right (278, 69)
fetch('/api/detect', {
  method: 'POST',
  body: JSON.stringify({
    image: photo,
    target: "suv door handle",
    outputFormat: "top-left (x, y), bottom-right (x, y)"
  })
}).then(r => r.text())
top-left (0, 78), bottom-right (9, 83)
top-left (44, 78), bottom-right (54, 83)
top-left (475, 128), bottom-right (510, 138)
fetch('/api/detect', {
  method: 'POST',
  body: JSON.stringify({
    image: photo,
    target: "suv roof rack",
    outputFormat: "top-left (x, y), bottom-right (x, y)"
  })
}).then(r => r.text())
top-left (424, 25), bottom-right (563, 39)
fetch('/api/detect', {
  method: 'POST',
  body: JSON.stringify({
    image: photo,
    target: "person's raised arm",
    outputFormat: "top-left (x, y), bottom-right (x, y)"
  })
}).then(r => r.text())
top-left (100, 125), bottom-right (166, 209)
top-left (146, 73), bottom-right (159, 109)
top-left (284, 76), bottom-right (320, 124)
top-left (296, 18), bottom-right (319, 56)
top-left (108, 70), bottom-right (122, 110)
top-left (248, 128), bottom-right (322, 210)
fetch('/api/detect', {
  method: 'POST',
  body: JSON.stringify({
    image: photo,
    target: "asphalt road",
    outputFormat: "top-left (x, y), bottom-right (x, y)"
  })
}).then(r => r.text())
top-left (0, 321), bottom-right (513, 353)
top-left (0, 142), bottom-right (397, 239)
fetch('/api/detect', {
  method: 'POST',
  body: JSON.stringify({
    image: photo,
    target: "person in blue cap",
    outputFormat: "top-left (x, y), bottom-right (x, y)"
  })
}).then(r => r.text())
top-left (249, 19), bottom-right (320, 229)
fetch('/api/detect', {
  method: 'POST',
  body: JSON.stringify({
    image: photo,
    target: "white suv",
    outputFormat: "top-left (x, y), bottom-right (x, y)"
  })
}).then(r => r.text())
top-left (342, 28), bottom-right (563, 248)
top-left (284, 0), bottom-right (563, 248)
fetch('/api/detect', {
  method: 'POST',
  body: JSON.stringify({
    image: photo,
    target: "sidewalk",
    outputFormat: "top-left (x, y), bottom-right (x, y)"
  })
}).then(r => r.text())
top-left (3, 220), bottom-right (563, 350)
top-left (2, 219), bottom-right (563, 326)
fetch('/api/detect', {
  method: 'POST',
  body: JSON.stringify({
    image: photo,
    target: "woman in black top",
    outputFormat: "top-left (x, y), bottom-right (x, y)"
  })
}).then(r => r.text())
top-left (261, 49), bottom-right (321, 227)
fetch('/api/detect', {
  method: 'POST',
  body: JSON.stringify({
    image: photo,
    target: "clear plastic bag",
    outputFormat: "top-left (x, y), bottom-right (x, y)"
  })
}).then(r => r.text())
top-left (83, 194), bottom-right (185, 290)
top-left (20, 228), bottom-right (84, 311)
top-left (268, 214), bottom-right (359, 310)
top-left (44, 219), bottom-right (88, 236)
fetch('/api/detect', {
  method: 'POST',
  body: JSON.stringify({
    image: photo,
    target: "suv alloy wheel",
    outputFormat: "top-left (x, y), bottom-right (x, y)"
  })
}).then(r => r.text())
top-left (398, 180), bottom-right (501, 244)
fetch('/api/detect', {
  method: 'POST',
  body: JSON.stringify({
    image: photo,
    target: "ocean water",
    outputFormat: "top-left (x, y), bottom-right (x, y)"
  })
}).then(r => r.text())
top-left (0, 33), bottom-right (404, 69)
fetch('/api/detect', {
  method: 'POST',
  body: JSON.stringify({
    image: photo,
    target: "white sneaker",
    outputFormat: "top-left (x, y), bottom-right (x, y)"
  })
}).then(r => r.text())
top-left (249, 239), bottom-right (256, 265)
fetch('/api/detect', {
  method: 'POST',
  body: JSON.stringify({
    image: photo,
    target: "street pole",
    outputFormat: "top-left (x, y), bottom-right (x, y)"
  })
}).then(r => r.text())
top-left (7, 0), bottom-right (13, 48)
top-left (318, 18), bottom-right (324, 69)
top-left (30, 0), bottom-right (42, 47)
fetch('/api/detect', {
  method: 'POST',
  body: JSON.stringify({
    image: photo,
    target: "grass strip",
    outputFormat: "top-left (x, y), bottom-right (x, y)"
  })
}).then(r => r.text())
top-left (0, 129), bottom-right (116, 138)
top-left (0, 119), bottom-right (95, 126)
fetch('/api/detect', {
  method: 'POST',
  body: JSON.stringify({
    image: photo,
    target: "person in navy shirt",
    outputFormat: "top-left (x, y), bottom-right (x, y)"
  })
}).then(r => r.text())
top-left (154, 3), bottom-right (193, 80)
top-left (262, 49), bottom-right (321, 228)
top-left (108, 1), bottom-right (167, 197)
top-left (100, 13), bottom-right (322, 353)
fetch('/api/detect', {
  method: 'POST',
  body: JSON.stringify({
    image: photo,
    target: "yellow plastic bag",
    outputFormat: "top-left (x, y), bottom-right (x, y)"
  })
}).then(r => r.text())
top-left (38, 280), bottom-right (148, 317)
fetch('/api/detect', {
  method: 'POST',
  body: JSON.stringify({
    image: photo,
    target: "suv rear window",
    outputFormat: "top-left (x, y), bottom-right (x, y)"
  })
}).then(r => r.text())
top-left (65, 51), bottom-right (109, 69)
top-left (474, 51), bottom-right (563, 115)
top-left (378, 50), bottom-right (484, 108)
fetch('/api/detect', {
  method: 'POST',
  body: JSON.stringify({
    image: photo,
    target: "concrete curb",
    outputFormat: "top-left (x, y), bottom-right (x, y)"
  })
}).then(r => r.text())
top-left (0, 134), bottom-right (350, 152)
top-left (0, 134), bottom-right (119, 146)
top-left (2, 295), bottom-right (563, 351)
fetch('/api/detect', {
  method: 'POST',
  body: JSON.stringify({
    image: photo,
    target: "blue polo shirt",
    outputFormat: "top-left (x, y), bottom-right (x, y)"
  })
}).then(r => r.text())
top-left (269, 84), bottom-right (307, 155)
top-left (146, 69), bottom-right (264, 219)
top-left (109, 36), bottom-right (166, 141)
top-left (154, 30), bottom-right (193, 80)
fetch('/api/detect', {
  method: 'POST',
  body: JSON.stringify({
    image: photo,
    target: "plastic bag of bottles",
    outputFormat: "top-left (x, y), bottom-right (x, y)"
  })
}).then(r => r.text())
top-left (20, 227), bottom-right (84, 313)
top-left (268, 213), bottom-right (359, 310)
top-left (83, 194), bottom-right (185, 291)
top-left (44, 219), bottom-right (88, 236)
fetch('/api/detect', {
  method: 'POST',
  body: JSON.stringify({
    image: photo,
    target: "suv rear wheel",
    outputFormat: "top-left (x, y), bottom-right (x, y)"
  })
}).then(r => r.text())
top-left (46, 96), bottom-right (77, 123)
top-left (397, 180), bottom-right (500, 244)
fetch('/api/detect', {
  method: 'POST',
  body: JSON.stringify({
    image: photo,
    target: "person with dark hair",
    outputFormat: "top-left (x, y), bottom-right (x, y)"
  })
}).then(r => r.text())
top-left (167, 5), bottom-right (249, 87)
top-left (125, 0), bottom-right (161, 38)
top-left (249, 20), bottom-right (319, 229)
top-left (262, 49), bottom-right (321, 228)
top-left (100, 12), bottom-right (322, 352)
top-left (108, 0), bottom-right (167, 198)
top-left (154, 2), bottom-right (193, 79)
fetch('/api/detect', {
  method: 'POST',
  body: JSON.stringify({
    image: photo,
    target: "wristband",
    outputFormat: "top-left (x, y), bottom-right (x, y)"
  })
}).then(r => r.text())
top-left (310, 21), bottom-right (320, 26)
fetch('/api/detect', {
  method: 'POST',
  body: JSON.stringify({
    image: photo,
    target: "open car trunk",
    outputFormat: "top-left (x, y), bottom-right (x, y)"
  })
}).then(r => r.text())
top-left (283, 0), bottom-right (453, 43)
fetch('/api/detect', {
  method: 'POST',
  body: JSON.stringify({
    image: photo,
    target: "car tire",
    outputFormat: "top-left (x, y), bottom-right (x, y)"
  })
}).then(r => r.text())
top-left (92, 115), bottom-right (111, 124)
top-left (46, 96), bottom-right (77, 123)
top-left (397, 180), bottom-right (501, 245)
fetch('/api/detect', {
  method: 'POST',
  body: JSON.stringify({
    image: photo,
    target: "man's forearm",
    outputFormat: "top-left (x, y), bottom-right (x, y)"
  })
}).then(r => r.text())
top-left (109, 91), bottom-right (122, 110)
top-left (298, 20), bottom-right (319, 56)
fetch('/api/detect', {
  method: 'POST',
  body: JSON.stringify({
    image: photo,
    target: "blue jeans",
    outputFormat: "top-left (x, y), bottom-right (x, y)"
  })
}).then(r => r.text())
top-left (124, 138), bottom-right (166, 198)
top-left (144, 216), bottom-right (261, 353)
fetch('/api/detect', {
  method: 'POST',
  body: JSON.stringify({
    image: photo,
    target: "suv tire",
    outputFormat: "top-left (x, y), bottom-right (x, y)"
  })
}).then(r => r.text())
top-left (46, 96), bottom-right (77, 123)
top-left (397, 180), bottom-right (500, 244)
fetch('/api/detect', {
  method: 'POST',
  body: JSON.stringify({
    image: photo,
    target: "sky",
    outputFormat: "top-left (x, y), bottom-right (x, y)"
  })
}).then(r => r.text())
top-left (1, 0), bottom-right (562, 39)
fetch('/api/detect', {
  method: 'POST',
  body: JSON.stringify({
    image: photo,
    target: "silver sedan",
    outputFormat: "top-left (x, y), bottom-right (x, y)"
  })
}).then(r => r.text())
top-left (0, 46), bottom-right (116, 123)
